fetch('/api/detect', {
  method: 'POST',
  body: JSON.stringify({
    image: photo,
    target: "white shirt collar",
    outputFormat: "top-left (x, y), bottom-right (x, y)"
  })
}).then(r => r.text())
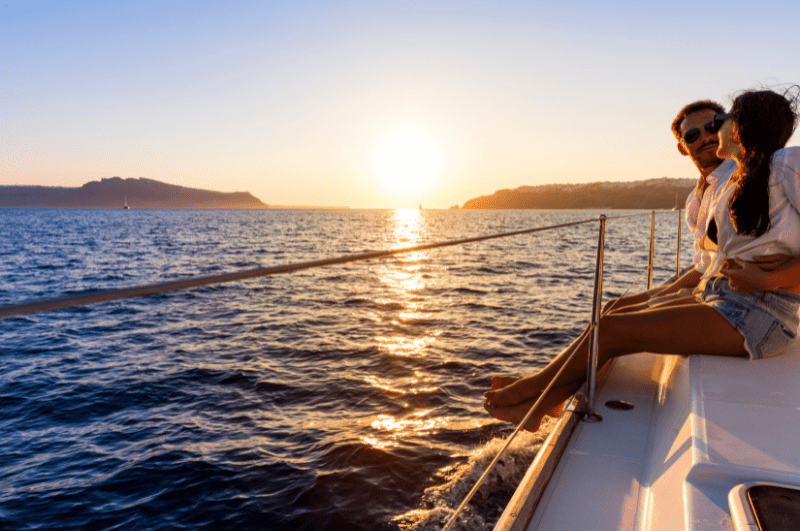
top-left (707, 159), bottom-right (736, 186)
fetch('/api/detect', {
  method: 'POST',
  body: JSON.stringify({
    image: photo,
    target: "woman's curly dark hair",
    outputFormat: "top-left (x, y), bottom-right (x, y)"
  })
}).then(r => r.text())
top-left (728, 86), bottom-right (799, 236)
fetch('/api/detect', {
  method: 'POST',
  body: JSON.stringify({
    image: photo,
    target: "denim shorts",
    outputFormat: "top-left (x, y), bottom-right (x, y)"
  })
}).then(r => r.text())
top-left (699, 276), bottom-right (800, 360)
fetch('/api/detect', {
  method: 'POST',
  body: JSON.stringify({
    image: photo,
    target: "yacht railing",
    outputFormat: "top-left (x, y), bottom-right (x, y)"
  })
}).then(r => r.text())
top-left (0, 212), bottom-right (674, 321)
top-left (585, 215), bottom-right (606, 424)
top-left (0, 209), bottom-right (685, 529)
top-left (442, 209), bottom-right (684, 531)
top-left (647, 211), bottom-right (656, 289)
top-left (0, 217), bottom-right (605, 320)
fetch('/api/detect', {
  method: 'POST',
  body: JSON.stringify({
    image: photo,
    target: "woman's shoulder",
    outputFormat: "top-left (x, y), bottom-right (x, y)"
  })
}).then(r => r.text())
top-left (770, 147), bottom-right (800, 181)
top-left (772, 146), bottom-right (800, 167)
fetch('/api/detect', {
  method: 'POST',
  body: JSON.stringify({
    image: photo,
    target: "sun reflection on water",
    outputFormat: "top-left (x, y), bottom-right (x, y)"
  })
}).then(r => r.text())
top-left (371, 412), bottom-right (449, 434)
top-left (360, 209), bottom-right (454, 450)
top-left (359, 412), bottom-right (453, 450)
top-left (373, 333), bottom-right (440, 358)
top-left (364, 372), bottom-right (438, 395)
top-left (373, 208), bottom-right (440, 357)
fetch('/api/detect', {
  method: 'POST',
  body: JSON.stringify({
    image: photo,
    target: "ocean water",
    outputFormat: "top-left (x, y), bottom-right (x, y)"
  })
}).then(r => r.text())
top-left (0, 208), bottom-right (691, 530)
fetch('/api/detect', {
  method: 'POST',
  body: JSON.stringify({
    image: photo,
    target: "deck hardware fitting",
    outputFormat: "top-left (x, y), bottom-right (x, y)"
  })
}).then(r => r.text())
top-left (582, 412), bottom-right (603, 423)
top-left (605, 400), bottom-right (634, 410)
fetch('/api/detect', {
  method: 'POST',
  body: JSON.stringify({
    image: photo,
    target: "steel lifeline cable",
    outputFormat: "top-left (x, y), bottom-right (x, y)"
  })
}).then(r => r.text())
top-left (0, 213), bottom-right (651, 320)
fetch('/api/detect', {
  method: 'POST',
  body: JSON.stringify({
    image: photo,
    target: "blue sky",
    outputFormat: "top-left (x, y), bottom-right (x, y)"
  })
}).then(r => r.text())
top-left (3, 0), bottom-right (799, 208)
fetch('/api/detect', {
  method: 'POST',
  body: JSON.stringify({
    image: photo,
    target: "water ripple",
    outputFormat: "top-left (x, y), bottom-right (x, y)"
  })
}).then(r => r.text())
top-left (0, 208), bottom-right (690, 530)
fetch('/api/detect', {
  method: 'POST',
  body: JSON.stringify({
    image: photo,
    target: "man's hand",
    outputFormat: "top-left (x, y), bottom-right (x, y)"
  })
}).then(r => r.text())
top-left (721, 254), bottom-right (793, 292)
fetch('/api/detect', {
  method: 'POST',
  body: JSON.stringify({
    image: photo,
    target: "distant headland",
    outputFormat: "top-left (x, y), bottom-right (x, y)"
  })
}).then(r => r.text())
top-left (0, 177), bottom-right (268, 209)
top-left (2, 176), bottom-right (699, 210)
top-left (459, 177), bottom-right (697, 210)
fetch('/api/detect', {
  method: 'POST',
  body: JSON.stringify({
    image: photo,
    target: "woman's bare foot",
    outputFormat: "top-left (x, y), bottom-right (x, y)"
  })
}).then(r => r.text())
top-left (488, 376), bottom-right (566, 418)
top-left (484, 384), bottom-right (528, 409)
top-left (483, 397), bottom-right (544, 432)
top-left (491, 375), bottom-right (520, 390)
top-left (547, 400), bottom-right (566, 418)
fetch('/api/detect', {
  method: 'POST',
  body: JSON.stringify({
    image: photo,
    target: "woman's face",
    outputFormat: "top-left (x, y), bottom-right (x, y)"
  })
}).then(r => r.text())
top-left (716, 116), bottom-right (742, 160)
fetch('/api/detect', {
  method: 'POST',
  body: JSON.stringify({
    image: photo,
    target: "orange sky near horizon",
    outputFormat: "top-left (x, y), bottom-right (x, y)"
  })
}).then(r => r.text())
top-left (3, 1), bottom-right (799, 209)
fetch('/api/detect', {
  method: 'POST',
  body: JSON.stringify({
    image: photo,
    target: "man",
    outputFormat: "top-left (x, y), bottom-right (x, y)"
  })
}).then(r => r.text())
top-left (488, 99), bottom-right (739, 404)
top-left (660, 102), bottom-right (793, 297)
top-left (603, 100), bottom-right (736, 313)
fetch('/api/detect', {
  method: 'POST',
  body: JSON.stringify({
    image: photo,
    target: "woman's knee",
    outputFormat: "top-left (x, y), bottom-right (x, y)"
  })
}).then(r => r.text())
top-left (596, 313), bottom-right (641, 352)
top-left (602, 298), bottom-right (619, 313)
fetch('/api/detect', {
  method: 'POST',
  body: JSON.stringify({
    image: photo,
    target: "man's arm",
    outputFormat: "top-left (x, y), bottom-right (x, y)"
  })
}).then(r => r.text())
top-left (722, 254), bottom-right (800, 292)
top-left (605, 267), bottom-right (702, 313)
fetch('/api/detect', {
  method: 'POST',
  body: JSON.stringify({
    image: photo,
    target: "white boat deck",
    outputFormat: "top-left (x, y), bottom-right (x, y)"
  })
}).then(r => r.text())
top-left (497, 341), bottom-right (800, 531)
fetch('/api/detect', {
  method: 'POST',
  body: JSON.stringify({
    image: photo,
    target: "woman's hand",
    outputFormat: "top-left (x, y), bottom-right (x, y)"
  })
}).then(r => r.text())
top-left (721, 254), bottom-right (792, 292)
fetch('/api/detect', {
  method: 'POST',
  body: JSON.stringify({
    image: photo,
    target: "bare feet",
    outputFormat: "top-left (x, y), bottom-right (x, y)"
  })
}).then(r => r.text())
top-left (491, 375), bottom-right (520, 390)
top-left (488, 375), bottom-right (566, 418)
top-left (547, 400), bottom-right (566, 418)
top-left (484, 379), bottom-right (530, 408)
top-left (483, 397), bottom-right (544, 432)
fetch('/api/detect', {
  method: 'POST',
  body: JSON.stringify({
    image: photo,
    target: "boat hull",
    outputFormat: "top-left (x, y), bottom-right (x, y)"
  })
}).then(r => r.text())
top-left (496, 341), bottom-right (800, 531)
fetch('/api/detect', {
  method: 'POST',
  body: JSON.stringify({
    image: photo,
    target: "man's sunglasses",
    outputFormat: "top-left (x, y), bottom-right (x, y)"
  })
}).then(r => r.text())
top-left (682, 112), bottom-right (737, 145)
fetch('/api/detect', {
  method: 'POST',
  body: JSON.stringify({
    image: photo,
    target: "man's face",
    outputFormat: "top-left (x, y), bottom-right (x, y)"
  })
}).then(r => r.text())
top-left (678, 109), bottom-right (723, 171)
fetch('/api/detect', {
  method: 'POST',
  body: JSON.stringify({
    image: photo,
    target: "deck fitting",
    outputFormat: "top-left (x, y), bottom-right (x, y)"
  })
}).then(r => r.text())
top-left (605, 400), bottom-right (635, 410)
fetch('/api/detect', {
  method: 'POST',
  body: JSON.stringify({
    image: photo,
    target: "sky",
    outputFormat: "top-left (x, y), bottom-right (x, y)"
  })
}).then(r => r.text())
top-left (2, 0), bottom-right (799, 209)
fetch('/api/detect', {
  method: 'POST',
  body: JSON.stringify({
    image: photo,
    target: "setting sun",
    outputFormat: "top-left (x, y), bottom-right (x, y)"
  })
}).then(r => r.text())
top-left (371, 129), bottom-right (444, 201)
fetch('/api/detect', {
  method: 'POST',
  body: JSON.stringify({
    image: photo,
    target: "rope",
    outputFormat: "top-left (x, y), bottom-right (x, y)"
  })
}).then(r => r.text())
top-left (0, 213), bottom-right (651, 320)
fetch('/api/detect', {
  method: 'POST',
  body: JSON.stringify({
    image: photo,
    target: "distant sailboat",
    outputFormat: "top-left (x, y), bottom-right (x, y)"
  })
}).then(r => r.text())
top-left (123, 196), bottom-right (130, 210)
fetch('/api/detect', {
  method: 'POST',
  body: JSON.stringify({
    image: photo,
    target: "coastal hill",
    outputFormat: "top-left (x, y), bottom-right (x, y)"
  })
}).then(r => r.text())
top-left (0, 177), bottom-right (267, 209)
top-left (461, 177), bottom-right (697, 210)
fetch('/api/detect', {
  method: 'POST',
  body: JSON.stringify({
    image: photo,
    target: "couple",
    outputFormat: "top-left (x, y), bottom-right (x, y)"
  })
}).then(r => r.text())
top-left (485, 86), bottom-right (800, 431)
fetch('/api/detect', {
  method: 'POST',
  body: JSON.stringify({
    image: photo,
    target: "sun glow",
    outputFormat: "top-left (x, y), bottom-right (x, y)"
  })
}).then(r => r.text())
top-left (371, 129), bottom-right (444, 201)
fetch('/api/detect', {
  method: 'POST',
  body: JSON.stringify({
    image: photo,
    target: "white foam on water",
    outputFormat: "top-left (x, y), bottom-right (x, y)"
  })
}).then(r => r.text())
top-left (392, 418), bottom-right (557, 531)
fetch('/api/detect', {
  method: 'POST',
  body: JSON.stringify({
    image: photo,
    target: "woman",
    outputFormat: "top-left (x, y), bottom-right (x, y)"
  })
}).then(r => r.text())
top-left (484, 87), bottom-right (800, 431)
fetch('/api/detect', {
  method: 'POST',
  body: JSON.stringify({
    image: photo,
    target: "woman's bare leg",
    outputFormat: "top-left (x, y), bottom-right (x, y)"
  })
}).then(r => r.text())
top-left (486, 294), bottom-right (670, 416)
top-left (483, 302), bottom-right (746, 428)
top-left (489, 292), bottom-right (665, 392)
top-left (602, 294), bottom-right (699, 315)
top-left (487, 296), bottom-right (706, 417)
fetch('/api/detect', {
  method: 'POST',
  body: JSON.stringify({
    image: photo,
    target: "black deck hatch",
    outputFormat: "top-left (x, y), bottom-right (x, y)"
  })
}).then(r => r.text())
top-left (747, 485), bottom-right (800, 531)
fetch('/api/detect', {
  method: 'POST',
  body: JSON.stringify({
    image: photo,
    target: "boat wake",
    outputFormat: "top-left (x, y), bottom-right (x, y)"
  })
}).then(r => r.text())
top-left (392, 418), bottom-right (557, 531)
